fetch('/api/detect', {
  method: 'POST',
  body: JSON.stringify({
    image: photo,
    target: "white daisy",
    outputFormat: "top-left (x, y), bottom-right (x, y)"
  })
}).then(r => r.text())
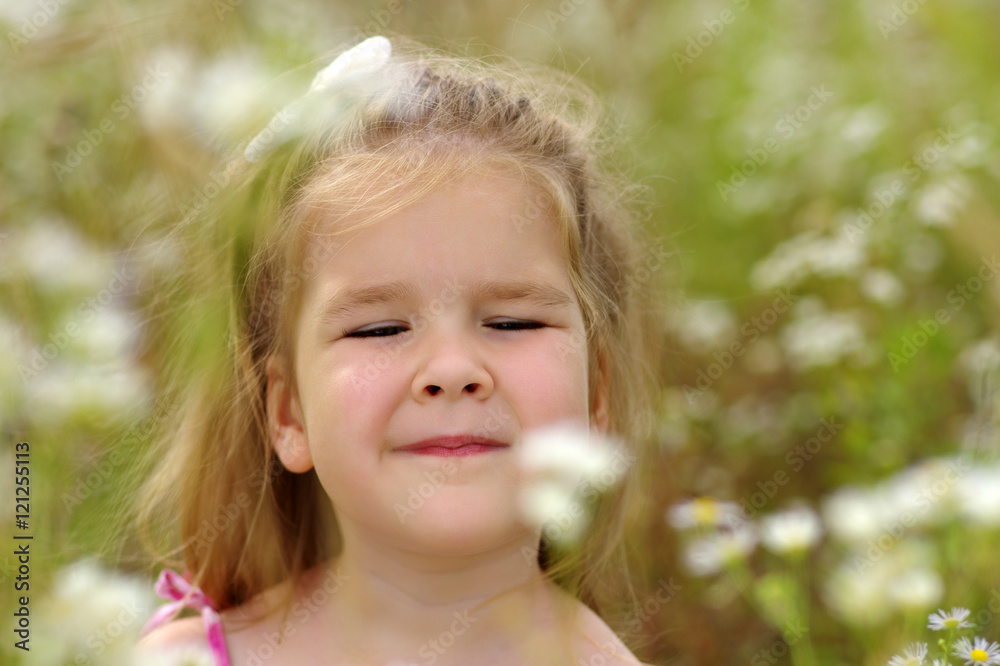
top-left (760, 504), bottom-right (823, 554)
top-left (682, 524), bottom-right (757, 577)
top-left (953, 637), bottom-right (1000, 665)
top-left (516, 422), bottom-right (627, 545)
top-left (928, 607), bottom-right (973, 631)
top-left (887, 642), bottom-right (927, 666)
top-left (667, 497), bottom-right (742, 530)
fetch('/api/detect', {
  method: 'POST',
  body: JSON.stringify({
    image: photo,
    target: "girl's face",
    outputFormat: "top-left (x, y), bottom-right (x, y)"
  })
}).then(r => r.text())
top-left (267, 168), bottom-right (608, 556)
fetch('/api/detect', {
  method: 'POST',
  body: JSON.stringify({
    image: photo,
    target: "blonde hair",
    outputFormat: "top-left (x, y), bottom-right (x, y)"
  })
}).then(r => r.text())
top-left (135, 36), bottom-right (669, 652)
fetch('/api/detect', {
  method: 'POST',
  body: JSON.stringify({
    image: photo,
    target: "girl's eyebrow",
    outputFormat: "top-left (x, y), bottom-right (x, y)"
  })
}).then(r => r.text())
top-left (315, 278), bottom-right (575, 325)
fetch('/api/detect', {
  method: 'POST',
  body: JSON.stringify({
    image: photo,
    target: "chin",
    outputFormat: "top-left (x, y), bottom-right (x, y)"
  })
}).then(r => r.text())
top-left (399, 503), bottom-right (531, 557)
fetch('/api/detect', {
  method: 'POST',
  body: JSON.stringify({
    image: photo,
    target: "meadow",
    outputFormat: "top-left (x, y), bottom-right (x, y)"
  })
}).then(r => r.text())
top-left (2, 0), bottom-right (999, 664)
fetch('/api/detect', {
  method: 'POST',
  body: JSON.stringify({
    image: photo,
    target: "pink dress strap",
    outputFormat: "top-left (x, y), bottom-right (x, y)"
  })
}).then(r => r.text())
top-left (139, 568), bottom-right (231, 666)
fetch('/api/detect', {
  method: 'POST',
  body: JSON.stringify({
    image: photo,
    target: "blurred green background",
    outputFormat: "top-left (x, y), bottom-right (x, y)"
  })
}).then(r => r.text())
top-left (2, 0), bottom-right (999, 664)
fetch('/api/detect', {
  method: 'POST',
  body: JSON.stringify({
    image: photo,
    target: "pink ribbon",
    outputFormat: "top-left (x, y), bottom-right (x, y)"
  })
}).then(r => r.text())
top-left (139, 569), bottom-right (231, 666)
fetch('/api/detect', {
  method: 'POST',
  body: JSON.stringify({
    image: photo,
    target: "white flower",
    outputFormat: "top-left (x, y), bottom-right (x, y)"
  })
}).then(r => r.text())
top-left (824, 562), bottom-right (893, 626)
top-left (668, 299), bottom-right (737, 353)
top-left (915, 177), bottom-right (971, 227)
top-left (955, 465), bottom-right (1000, 525)
top-left (860, 268), bottom-right (905, 306)
top-left (822, 486), bottom-right (891, 542)
top-left (668, 497), bottom-right (742, 530)
top-left (840, 104), bottom-right (890, 153)
top-left (516, 422), bottom-right (627, 545)
top-left (682, 524), bottom-right (757, 577)
top-left (953, 637), bottom-right (1000, 665)
top-left (12, 218), bottom-right (112, 293)
top-left (781, 307), bottom-right (866, 370)
top-left (888, 642), bottom-right (928, 666)
top-left (33, 560), bottom-right (154, 666)
top-left (887, 568), bottom-right (943, 611)
top-left (760, 505), bottom-right (822, 554)
top-left (928, 607), bottom-right (973, 631)
top-left (750, 229), bottom-right (865, 291)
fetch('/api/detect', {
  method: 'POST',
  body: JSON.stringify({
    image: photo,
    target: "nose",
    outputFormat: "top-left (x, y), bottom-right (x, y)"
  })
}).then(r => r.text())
top-left (412, 328), bottom-right (494, 402)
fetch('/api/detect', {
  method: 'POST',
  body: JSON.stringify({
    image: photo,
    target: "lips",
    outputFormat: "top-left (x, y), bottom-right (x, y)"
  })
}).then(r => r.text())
top-left (395, 435), bottom-right (509, 457)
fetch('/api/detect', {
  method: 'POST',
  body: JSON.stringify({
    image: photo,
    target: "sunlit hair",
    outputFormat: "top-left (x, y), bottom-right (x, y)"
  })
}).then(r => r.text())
top-left (134, 35), bottom-right (669, 656)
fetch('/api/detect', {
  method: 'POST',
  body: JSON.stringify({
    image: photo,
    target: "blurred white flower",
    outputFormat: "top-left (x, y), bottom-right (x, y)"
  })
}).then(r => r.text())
top-left (9, 218), bottom-right (112, 293)
top-left (781, 307), bottom-right (866, 370)
top-left (750, 228), bottom-right (865, 291)
top-left (668, 497), bottom-right (743, 530)
top-left (927, 606), bottom-right (973, 631)
top-left (955, 464), bottom-right (1000, 525)
top-left (141, 46), bottom-right (274, 146)
top-left (33, 560), bottom-right (154, 666)
top-left (914, 177), bottom-right (971, 227)
top-left (823, 560), bottom-right (894, 626)
top-left (860, 268), bottom-right (905, 306)
top-left (887, 568), bottom-right (943, 611)
top-left (59, 305), bottom-right (144, 364)
top-left (840, 104), bottom-right (890, 153)
top-left (26, 360), bottom-right (152, 423)
top-left (959, 337), bottom-right (1000, 372)
top-left (516, 422), bottom-right (627, 545)
top-left (682, 524), bottom-right (757, 577)
top-left (883, 458), bottom-right (964, 526)
top-left (760, 505), bottom-right (822, 554)
top-left (822, 486), bottom-right (889, 542)
top-left (669, 299), bottom-right (737, 352)
top-left (887, 642), bottom-right (928, 666)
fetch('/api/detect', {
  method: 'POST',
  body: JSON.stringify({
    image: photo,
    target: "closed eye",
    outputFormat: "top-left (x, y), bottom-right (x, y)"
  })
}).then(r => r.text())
top-left (343, 319), bottom-right (546, 338)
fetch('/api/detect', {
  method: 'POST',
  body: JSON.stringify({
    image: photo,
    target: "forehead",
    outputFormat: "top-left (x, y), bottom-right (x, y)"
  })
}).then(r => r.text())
top-left (294, 169), bottom-right (574, 308)
top-left (295, 160), bottom-right (569, 279)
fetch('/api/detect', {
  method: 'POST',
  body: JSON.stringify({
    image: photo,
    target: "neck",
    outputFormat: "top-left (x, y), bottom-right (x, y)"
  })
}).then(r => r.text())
top-left (313, 525), bottom-right (580, 663)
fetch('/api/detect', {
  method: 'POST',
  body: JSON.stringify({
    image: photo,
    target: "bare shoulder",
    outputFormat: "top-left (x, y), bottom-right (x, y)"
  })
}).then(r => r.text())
top-left (540, 583), bottom-right (643, 666)
top-left (136, 616), bottom-right (206, 651)
top-left (575, 603), bottom-right (644, 665)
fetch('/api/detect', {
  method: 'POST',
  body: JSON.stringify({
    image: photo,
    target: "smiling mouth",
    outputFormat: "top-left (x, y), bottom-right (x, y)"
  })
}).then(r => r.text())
top-left (394, 435), bottom-right (509, 457)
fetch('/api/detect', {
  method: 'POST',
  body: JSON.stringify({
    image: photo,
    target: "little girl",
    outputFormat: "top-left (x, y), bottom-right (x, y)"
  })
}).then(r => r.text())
top-left (134, 35), bottom-right (667, 666)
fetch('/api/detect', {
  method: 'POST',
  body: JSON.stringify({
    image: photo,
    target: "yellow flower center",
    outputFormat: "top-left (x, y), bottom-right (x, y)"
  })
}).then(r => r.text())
top-left (971, 648), bottom-right (988, 662)
top-left (944, 618), bottom-right (960, 629)
top-left (693, 498), bottom-right (718, 525)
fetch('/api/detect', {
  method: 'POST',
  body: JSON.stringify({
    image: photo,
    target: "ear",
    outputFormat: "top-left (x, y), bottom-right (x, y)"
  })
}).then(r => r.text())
top-left (590, 348), bottom-right (610, 436)
top-left (265, 355), bottom-right (314, 473)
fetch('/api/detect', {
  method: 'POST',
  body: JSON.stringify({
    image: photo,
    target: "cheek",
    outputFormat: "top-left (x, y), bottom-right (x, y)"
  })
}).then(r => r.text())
top-left (509, 336), bottom-right (591, 419)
